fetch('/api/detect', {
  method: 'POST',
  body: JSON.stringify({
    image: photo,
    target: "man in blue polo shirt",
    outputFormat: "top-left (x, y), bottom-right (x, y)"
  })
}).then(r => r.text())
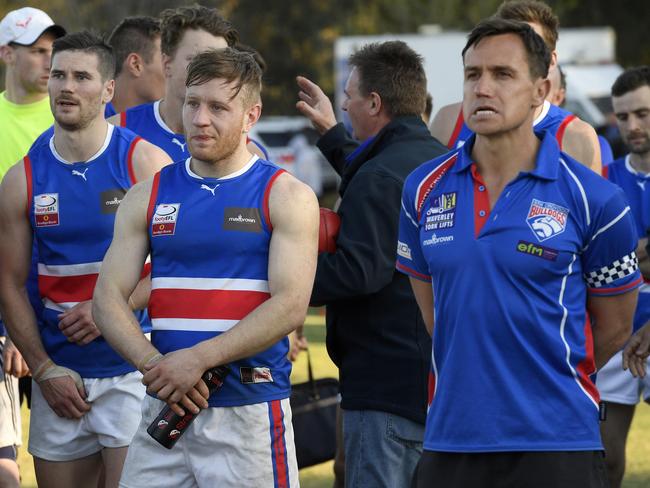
top-left (398, 19), bottom-right (641, 487)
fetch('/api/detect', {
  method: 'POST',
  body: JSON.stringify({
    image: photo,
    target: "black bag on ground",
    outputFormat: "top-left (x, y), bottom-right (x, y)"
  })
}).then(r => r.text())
top-left (290, 349), bottom-right (339, 469)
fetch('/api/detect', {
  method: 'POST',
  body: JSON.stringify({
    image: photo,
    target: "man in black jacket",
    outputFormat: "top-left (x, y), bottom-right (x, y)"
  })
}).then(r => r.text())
top-left (296, 41), bottom-right (447, 487)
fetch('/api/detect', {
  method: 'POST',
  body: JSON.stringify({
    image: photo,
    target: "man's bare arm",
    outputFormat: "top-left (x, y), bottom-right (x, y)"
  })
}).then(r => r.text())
top-left (0, 162), bottom-right (89, 418)
top-left (131, 138), bottom-right (172, 183)
top-left (561, 118), bottom-right (602, 174)
top-left (429, 102), bottom-right (462, 148)
top-left (92, 179), bottom-right (160, 371)
top-left (409, 277), bottom-right (434, 337)
top-left (142, 173), bottom-right (319, 408)
top-left (588, 290), bottom-right (638, 369)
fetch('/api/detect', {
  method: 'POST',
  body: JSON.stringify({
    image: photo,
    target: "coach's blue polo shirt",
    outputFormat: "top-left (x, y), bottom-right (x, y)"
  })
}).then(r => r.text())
top-left (397, 131), bottom-right (641, 453)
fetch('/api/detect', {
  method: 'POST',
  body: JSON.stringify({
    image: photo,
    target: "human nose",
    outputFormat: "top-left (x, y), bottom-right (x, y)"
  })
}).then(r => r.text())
top-left (473, 73), bottom-right (493, 97)
top-left (192, 104), bottom-right (210, 126)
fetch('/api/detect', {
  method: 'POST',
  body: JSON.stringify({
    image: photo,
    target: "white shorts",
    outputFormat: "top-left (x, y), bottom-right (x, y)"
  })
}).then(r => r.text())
top-left (29, 371), bottom-right (146, 461)
top-left (120, 396), bottom-right (299, 488)
top-left (0, 372), bottom-right (21, 448)
top-left (596, 350), bottom-right (650, 405)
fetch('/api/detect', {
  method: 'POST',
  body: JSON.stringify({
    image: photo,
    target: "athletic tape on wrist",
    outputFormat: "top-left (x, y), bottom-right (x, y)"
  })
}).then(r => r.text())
top-left (137, 351), bottom-right (163, 372)
top-left (33, 359), bottom-right (84, 389)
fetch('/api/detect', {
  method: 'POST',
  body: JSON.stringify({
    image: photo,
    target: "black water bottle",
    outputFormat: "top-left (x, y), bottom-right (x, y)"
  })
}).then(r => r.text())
top-left (147, 365), bottom-right (230, 449)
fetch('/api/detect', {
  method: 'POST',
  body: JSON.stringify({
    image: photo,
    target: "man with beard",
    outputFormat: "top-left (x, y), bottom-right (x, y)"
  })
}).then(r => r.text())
top-left (93, 48), bottom-right (318, 488)
top-left (597, 66), bottom-right (650, 488)
top-left (0, 31), bottom-right (170, 488)
top-left (0, 8), bottom-right (65, 486)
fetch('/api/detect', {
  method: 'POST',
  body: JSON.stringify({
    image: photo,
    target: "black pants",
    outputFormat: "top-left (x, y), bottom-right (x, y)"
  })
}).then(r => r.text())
top-left (415, 450), bottom-right (609, 488)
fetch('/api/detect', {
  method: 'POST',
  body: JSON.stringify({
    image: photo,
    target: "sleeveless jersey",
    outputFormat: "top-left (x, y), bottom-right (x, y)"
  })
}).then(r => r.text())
top-left (119, 100), bottom-right (188, 162)
top-left (448, 100), bottom-right (577, 150)
top-left (25, 125), bottom-right (145, 378)
top-left (147, 156), bottom-right (289, 407)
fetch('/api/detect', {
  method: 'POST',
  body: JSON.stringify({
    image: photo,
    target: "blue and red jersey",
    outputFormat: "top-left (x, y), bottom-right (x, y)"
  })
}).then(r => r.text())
top-left (147, 156), bottom-right (290, 407)
top-left (604, 156), bottom-right (650, 331)
top-left (448, 100), bottom-right (577, 150)
top-left (397, 131), bottom-right (641, 452)
top-left (25, 125), bottom-right (147, 378)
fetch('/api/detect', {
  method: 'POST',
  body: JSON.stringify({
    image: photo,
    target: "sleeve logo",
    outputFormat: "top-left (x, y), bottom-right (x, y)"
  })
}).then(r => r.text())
top-left (397, 241), bottom-right (412, 260)
top-left (34, 193), bottom-right (60, 227)
top-left (152, 203), bottom-right (180, 236)
top-left (526, 199), bottom-right (569, 242)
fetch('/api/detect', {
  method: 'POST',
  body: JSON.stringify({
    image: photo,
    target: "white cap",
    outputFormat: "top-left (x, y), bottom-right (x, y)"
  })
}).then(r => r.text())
top-left (0, 7), bottom-right (65, 47)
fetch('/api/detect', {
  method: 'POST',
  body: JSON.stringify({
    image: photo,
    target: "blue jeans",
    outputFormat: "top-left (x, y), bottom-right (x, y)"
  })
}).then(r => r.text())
top-left (343, 409), bottom-right (423, 488)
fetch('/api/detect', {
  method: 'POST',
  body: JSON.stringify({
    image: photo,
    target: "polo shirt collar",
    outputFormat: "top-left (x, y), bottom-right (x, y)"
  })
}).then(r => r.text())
top-left (452, 130), bottom-right (560, 181)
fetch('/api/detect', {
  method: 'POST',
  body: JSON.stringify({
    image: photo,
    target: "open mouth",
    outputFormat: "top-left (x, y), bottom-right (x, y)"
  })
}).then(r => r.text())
top-left (474, 106), bottom-right (497, 116)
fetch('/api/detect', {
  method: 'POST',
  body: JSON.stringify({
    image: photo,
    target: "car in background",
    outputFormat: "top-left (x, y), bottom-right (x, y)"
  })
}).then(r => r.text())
top-left (249, 116), bottom-right (340, 194)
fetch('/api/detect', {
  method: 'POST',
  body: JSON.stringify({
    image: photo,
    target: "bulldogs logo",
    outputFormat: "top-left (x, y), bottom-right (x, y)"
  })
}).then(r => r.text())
top-left (526, 199), bottom-right (569, 242)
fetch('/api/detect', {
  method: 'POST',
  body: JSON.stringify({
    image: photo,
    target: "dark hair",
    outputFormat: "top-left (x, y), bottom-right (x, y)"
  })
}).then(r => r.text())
top-left (160, 5), bottom-right (238, 58)
top-left (234, 43), bottom-right (266, 73)
top-left (612, 66), bottom-right (650, 98)
top-left (186, 48), bottom-right (262, 107)
top-left (348, 41), bottom-right (427, 118)
top-left (52, 30), bottom-right (115, 81)
top-left (108, 16), bottom-right (161, 77)
top-left (462, 18), bottom-right (550, 80)
top-left (495, 0), bottom-right (559, 51)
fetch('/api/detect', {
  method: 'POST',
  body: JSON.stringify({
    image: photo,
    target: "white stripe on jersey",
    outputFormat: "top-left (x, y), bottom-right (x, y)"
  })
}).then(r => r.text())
top-left (560, 158), bottom-right (590, 226)
top-left (151, 318), bottom-right (238, 332)
top-left (38, 262), bottom-right (102, 276)
top-left (151, 277), bottom-right (269, 293)
top-left (583, 206), bottom-right (631, 251)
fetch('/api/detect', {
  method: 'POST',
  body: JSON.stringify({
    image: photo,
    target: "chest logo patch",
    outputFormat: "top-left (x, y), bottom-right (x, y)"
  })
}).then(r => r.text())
top-left (526, 199), bottom-right (569, 242)
top-left (223, 207), bottom-right (262, 233)
top-left (34, 193), bottom-right (60, 227)
top-left (152, 203), bottom-right (180, 236)
top-left (425, 192), bottom-right (457, 231)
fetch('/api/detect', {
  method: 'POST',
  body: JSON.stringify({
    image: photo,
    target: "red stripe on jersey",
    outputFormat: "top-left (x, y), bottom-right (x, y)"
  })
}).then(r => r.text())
top-left (415, 154), bottom-right (457, 220)
top-left (148, 288), bottom-right (270, 320)
top-left (471, 164), bottom-right (490, 238)
top-left (555, 114), bottom-right (576, 150)
top-left (119, 111), bottom-right (127, 127)
top-left (141, 262), bottom-right (152, 279)
top-left (270, 400), bottom-right (289, 488)
top-left (127, 136), bottom-right (142, 185)
top-left (601, 165), bottom-right (609, 179)
top-left (263, 169), bottom-right (286, 232)
top-left (588, 275), bottom-right (643, 295)
top-left (575, 314), bottom-right (599, 405)
top-left (23, 156), bottom-right (33, 220)
top-left (39, 273), bottom-right (98, 304)
top-left (396, 261), bottom-right (431, 282)
top-left (448, 108), bottom-right (465, 149)
top-left (427, 369), bottom-right (436, 406)
top-left (147, 172), bottom-right (161, 227)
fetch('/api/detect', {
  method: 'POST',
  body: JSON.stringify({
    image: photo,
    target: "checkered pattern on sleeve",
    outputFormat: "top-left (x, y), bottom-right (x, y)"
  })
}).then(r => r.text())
top-left (584, 252), bottom-right (639, 288)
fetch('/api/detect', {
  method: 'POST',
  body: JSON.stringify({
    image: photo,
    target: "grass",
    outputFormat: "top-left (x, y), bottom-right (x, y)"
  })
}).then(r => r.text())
top-left (16, 315), bottom-right (650, 487)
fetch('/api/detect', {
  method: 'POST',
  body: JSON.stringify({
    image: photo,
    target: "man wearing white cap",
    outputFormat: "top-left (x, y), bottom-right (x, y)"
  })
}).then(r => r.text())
top-left (0, 7), bottom-right (64, 487)
top-left (0, 7), bottom-right (65, 174)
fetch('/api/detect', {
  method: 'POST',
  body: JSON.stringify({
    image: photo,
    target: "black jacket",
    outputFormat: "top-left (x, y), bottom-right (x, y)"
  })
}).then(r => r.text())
top-left (311, 116), bottom-right (447, 424)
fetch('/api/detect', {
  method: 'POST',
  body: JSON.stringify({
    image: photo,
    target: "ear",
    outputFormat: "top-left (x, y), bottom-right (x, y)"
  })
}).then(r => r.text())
top-left (0, 45), bottom-right (15, 64)
top-left (243, 101), bottom-right (262, 134)
top-left (125, 53), bottom-right (143, 77)
top-left (102, 78), bottom-right (115, 104)
top-left (161, 53), bottom-right (173, 79)
top-left (533, 77), bottom-right (551, 109)
top-left (368, 92), bottom-right (382, 116)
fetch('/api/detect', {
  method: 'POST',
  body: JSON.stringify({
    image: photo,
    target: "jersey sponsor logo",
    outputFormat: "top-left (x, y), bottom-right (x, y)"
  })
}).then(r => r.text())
top-left (425, 192), bottom-right (457, 231)
top-left (240, 367), bottom-right (274, 384)
top-left (34, 193), bottom-right (60, 227)
top-left (152, 203), bottom-right (180, 236)
top-left (526, 199), bottom-right (569, 242)
top-left (423, 234), bottom-right (454, 246)
top-left (100, 189), bottom-right (126, 214)
top-left (516, 240), bottom-right (559, 261)
top-left (397, 241), bottom-right (412, 260)
top-left (223, 207), bottom-right (262, 233)
top-left (71, 168), bottom-right (90, 181)
top-left (171, 138), bottom-right (186, 152)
